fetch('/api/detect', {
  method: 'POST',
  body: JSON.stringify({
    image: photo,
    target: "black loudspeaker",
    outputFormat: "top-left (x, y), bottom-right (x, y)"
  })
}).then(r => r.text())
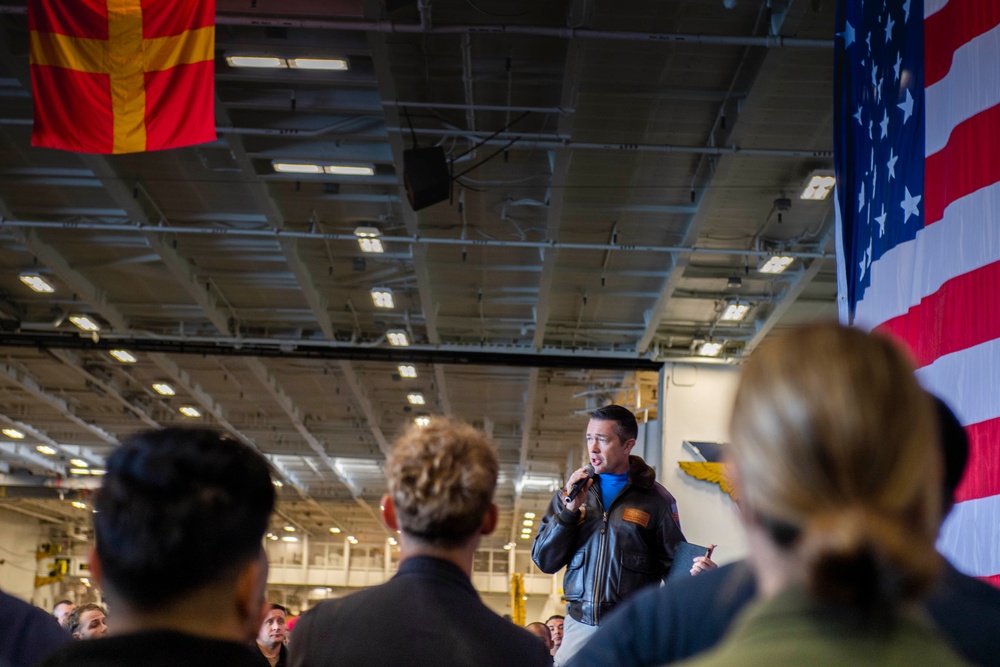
top-left (403, 146), bottom-right (451, 211)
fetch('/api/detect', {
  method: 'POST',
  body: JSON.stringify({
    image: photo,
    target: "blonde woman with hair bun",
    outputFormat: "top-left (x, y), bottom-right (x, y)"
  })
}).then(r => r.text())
top-left (679, 323), bottom-right (968, 666)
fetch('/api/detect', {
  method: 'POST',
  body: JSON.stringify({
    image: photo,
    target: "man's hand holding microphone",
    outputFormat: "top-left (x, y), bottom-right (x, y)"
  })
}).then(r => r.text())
top-left (563, 465), bottom-right (596, 512)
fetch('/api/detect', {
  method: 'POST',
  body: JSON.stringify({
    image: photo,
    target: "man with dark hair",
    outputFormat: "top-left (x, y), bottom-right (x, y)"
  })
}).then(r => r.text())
top-left (545, 615), bottom-right (564, 658)
top-left (533, 404), bottom-right (715, 665)
top-left (40, 427), bottom-right (275, 667)
top-left (52, 600), bottom-right (76, 629)
top-left (65, 603), bottom-right (107, 640)
top-left (255, 603), bottom-right (288, 667)
top-left (568, 395), bottom-right (1000, 667)
top-left (290, 417), bottom-right (550, 667)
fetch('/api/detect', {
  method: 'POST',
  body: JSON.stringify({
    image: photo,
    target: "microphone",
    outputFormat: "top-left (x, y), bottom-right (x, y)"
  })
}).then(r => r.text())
top-left (565, 464), bottom-right (596, 503)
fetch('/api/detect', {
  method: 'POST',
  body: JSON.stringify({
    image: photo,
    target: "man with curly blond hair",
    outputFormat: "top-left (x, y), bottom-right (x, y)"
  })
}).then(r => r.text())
top-left (290, 418), bottom-right (551, 667)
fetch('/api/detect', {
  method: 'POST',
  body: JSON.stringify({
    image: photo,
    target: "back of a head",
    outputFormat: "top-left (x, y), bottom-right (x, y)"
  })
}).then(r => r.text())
top-left (588, 404), bottom-right (638, 443)
top-left (730, 323), bottom-right (941, 615)
top-left (386, 417), bottom-right (498, 547)
top-left (94, 427), bottom-right (275, 607)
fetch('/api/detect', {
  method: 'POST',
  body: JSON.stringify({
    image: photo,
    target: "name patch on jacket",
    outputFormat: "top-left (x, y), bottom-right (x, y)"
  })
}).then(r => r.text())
top-left (622, 508), bottom-right (650, 528)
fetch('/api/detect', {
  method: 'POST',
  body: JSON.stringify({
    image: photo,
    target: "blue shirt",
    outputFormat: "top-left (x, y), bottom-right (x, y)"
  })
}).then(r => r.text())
top-left (598, 472), bottom-right (628, 510)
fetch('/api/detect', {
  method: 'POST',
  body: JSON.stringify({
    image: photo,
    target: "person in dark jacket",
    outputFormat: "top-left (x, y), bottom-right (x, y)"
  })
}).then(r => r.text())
top-left (570, 348), bottom-right (994, 666)
top-left (532, 404), bottom-right (715, 665)
top-left (0, 588), bottom-right (71, 666)
top-left (289, 417), bottom-right (551, 667)
top-left (40, 428), bottom-right (274, 667)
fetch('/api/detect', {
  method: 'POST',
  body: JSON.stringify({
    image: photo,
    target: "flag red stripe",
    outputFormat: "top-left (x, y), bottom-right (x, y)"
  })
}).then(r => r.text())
top-left (142, 0), bottom-right (215, 38)
top-left (924, 0), bottom-right (1000, 88)
top-left (954, 417), bottom-right (1000, 504)
top-left (977, 573), bottom-right (1000, 588)
top-left (144, 60), bottom-right (215, 151)
top-left (30, 65), bottom-right (113, 152)
top-left (875, 260), bottom-right (1000, 368)
top-left (27, 0), bottom-right (108, 39)
top-left (924, 101), bottom-right (1000, 225)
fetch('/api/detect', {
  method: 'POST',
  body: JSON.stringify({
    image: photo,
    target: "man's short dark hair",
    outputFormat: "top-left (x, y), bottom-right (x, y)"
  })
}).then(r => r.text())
top-left (589, 404), bottom-right (638, 443)
top-left (52, 599), bottom-right (74, 613)
top-left (269, 603), bottom-right (288, 615)
top-left (545, 614), bottom-right (564, 623)
top-left (66, 603), bottom-right (105, 636)
top-left (94, 427), bottom-right (275, 607)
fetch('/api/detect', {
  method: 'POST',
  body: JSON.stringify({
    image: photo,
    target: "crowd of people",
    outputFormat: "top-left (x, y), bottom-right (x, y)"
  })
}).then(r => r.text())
top-left (2, 322), bottom-right (1000, 666)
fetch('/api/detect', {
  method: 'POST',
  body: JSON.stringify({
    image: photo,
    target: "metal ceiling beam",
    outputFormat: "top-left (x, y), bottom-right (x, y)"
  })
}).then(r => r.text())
top-left (0, 442), bottom-right (64, 475)
top-left (0, 360), bottom-right (118, 445)
top-left (10, 228), bottom-right (130, 331)
top-left (336, 361), bottom-right (391, 458)
top-left (47, 349), bottom-right (161, 429)
top-left (278, 238), bottom-right (335, 339)
top-left (532, 41), bottom-right (583, 350)
top-left (245, 358), bottom-right (384, 525)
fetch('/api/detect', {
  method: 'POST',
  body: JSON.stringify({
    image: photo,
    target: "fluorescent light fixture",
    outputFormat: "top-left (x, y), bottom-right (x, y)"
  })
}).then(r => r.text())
top-left (329, 527), bottom-right (342, 534)
top-left (2, 428), bottom-right (25, 439)
top-left (325, 164), bottom-right (374, 176)
top-left (70, 458), bottom-right (88, 468)
top-left (267, 534), bottom-right (278, 541)
top-left (388, 537), bottom-right (398, 545)
top-left (152, 382), bottom-right (176, 396)
top-left (758, 255), bottom-right (795, 274)
top-left (720, 302), bottom-right (750, 322)
top-left (283, 525), bottom-right (296, 532)
top-left (354, 226), bottom-right (384, 253)
top-left (19, 273), bottom-right (54, 293)
top-left (68, 315), bottom-right (100, 332)
top-left (273, 162), bottom-right (323, 174)
top-left (273, 480), bottom-right (283, 488)
top-left (698, 341), bottom-right (724, 357)
top-left (387, 330), bottom-right (409, 347)
top-left (371, 288), bottom-right (395, 309)
top-left (524, 512), bottom-right (536, 519)
top-left (226, 55), bottom-right (286, 68)
top-left (407, 393), bottom-right (425, 406)
top-left (71, 468), bottom-right (104, 476)
top-left (71, 501), bottom-right (87, 510)
top-left (523, 519), bottom-right (533, 527)
top-left (109, 349), bottom-right (137, 363)
top-left (398, 364), bottom-right (417, 378)
top-left (800, 173), bottom-right (836, 200)
top-left (178, 406), bottom-right (202, 418)
top-left (503, 542), bottom-right (514, 550)
top-left (36, 445), bottom-right (57, 455)
top-left (414, 416), bottom-right (431, 427)
top-left (520, 534), bottom-right (530, 539)
top-left (521, 526), bottom-right (532, 533)
top-left (348, 536), bottom-right (358, 544)
top-left (281, 536), bottom-right (298, 543)
top-left (288, 57), bottom-right (349, 71)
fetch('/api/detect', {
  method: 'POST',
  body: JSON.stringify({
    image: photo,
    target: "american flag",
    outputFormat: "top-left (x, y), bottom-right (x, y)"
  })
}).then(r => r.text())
top-left (835, 0), bottom-right (1000, 586)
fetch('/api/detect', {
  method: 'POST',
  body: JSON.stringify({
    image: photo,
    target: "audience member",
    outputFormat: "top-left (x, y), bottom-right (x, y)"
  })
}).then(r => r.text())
top-left (660, 324), bottom-right (964, 665)
top-left (0, 588), bottom-right (70, 665)
top-left (570, 390), bottom-right (1000, 666)
top-left (51, 600), bottom-right (76, 629)
top-left (289, 418), bottom-right (551, 667)
top-left (39, 427), bottom-right (275, 667)
top-left (255, 603), bottom-right (288, 667)
top-left (525, 622), bottom-right (553, 652)
top-left (66, 603), bottom-right (107, 640)
top-left (545, 615), bottom-right (564, 657)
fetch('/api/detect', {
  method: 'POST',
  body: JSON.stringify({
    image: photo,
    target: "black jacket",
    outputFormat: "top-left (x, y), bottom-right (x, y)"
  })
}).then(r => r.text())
top-left (532, 456), bottom-right (685, 626)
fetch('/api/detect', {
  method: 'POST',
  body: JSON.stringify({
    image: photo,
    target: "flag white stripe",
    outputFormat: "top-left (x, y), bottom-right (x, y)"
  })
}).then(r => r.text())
top-left (853, 182), bottom-right (1000, 328)
top-left (925, 23), bottom-right (1000, 156)
top-left (915, 338), bottom-right (1000, 427)
top-left (925, 0), bottom-right (949, 19)
top-left (938, 494), bottom-right (1000, 577)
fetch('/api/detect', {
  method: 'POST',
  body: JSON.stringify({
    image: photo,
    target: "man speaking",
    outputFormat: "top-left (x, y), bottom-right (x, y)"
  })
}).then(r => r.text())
top-left (532, 405), bottom-right (713, 664)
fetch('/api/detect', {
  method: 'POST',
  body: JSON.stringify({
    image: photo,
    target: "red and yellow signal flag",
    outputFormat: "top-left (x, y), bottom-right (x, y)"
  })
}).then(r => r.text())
top-left (28, 0), bottom-right (216, 154)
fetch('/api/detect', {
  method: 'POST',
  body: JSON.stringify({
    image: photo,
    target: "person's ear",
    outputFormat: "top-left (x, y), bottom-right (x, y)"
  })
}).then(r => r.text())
top-left (381, 494), bottom-right (399, 531)
top-left (622, 438), bottom-right (637, 456)
top-left (480, 503), bottom-right (498, 536)
top-left (234, 552), bottom-right (269, 642)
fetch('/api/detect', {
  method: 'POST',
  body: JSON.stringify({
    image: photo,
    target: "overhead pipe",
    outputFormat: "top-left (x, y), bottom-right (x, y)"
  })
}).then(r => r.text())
top-left (0, 7), bottom-right (834, 48)
top-left (0, 219), bottom-right (832, 259)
